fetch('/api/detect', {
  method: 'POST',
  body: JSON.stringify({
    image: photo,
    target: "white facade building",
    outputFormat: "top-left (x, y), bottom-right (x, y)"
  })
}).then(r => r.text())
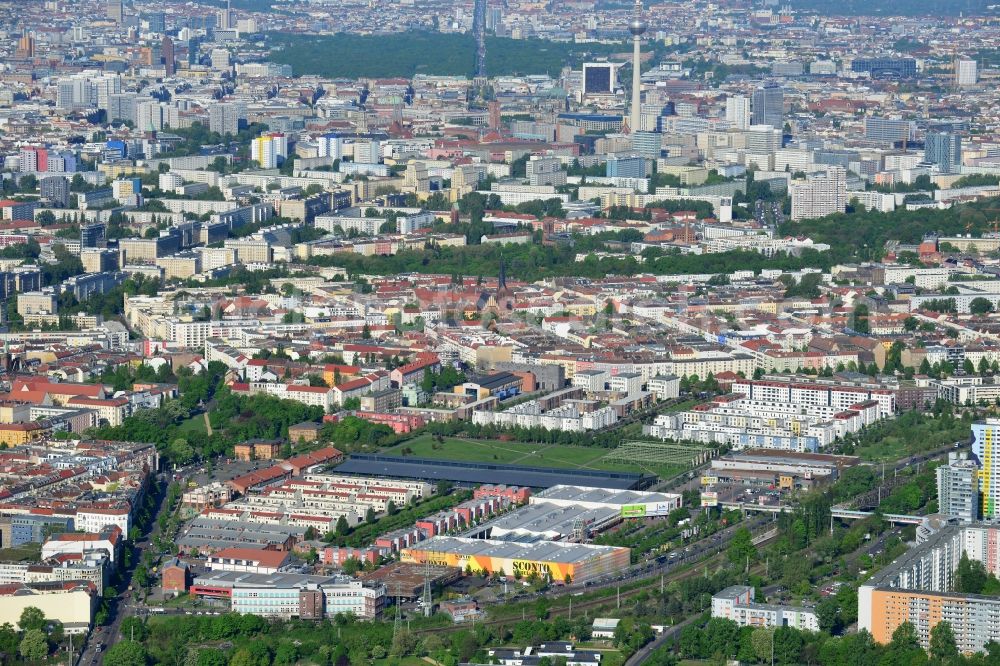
top-left (712, 585), bottom-right (819, 631)
top-left (790, 167), bottom-right (847, 221)
top-left (725, 95), bottom-right (751, 130)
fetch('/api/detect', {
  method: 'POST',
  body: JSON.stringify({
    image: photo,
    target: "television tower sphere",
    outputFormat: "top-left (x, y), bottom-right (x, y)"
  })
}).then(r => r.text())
top-left (629, 17), bottom-right (647, 35)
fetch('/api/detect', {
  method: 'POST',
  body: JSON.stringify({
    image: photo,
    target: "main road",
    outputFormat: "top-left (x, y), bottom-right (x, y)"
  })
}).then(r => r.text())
top-left (625, 617), bottom-right (698, 666)
top-left (77, 474), bottom-right (171, 666)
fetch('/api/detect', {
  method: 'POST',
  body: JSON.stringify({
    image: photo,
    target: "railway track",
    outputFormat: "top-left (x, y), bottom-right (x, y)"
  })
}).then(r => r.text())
top-left (413, 529), bottom-right (780, 635)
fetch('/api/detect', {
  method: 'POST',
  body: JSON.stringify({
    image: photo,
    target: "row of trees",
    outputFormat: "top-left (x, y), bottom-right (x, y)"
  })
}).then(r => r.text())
top-left (315, 241), bottom-right (833, 284)
top-left (833, 403), bottom-right (973, 459)
top-left (318, 415), bottom-right (396, 451)
top-left (420, 366), bottom-right (467, 393)
top-left (782, 194), bottom-right (1000, 263)
top-left (209, 387), bottom-right (325, 443)
top-left (273, 30), bottom-right (624, 79)
top-left (154, 122), bottom-right (269, 159)
top-left (420, 418), bottom-right (628, 448)
top-left (671, 620), bottom-right (967, 666)
top-left (0, 607), bottom-right (68, 665)
top-left (322, 489), bottom-right (471, 547)
top-left (120, 600), bottom-right (654, 666)
top-left (954, 552), bottom-right (1000, 595)
top-left (594, 504), bottom-right (725, 563)
top-left (89, 362), bottom-right (226, 464)
top-left (97, 361), bottom-right (176, 393)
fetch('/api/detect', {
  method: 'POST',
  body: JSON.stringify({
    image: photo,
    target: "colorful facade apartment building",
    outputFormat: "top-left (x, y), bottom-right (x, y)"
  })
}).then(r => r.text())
top-left (860, 523), bottom-right (1000, 654)
top-left (972, 419), bottom-right (1000, 519)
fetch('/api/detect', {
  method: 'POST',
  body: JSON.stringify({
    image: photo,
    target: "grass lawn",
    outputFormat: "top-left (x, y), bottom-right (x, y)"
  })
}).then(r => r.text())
top-left (854, 437), bottom-right (910, 462)
top-left (0, 542), bottom-right (41, 562)
top-left (598, 650), bottom-right (626, 666)
top-left (662, 398), bottom-right (700, 413)
top-left (176, 413), bottom-right (208, 437)
top-left (389, 434), bottom-right (617, 468)
top-left (373, 658), bottom-right (429, 666)
top-left (384, 435), bottom-right (683, 479)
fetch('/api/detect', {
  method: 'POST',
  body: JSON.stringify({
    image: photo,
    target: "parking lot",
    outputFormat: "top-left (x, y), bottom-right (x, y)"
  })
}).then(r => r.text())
top-left (169, 459), bottom-right (261, 488)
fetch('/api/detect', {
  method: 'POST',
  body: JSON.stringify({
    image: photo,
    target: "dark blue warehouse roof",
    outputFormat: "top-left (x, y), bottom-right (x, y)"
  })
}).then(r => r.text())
top-left (332, 454), bottom-right (653, 490)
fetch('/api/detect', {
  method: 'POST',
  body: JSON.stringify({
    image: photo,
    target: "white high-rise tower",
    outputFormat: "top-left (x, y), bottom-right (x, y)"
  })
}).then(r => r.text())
top-left (726, 95), bottom-right (751, 130)
top-left (220, 0), bottom-right (234, 30)
top-left (628, 0), bottom-right (646, 133)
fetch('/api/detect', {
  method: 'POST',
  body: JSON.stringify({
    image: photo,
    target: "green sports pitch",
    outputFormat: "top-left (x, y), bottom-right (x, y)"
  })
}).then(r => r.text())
top-left (383, 434), bottom-right (692, 480)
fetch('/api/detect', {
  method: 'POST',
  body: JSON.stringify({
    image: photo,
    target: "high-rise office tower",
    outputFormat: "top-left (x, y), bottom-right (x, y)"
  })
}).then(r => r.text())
top-left (136, 101), bottom-right (169, 132)
top-left (107, 0), bottom-right (124, 23)
top-left (317, 134), bottom-right (344, 160)
top-left (751, 83), bottom-right (783, 130)
top-left (56, 75), bottom-right (100, 110)
top-left (725, 95), bottom-right (751, 130)
top-left (81, 222), bottom-right (108, 249)
top-left (487, 7), bottom-right (502, 32)
top-left (955, 58), bottom-right (978, 86)
top-left (108, 93), bottom-right (137, 123)
top-left (627, 0), bottom-right (646, 134)
top-left (145, 11), bottom-right (166, 33)
top-left (352, 139), bottom-right (381, 164)
top-left (210, 48), bottom-right (231, 71)
top-left (188, 36), bottom-right (201, 66)
top-left (162, 36), bottom-right (176, 76)
top-left (925, 132), bottom-right (962, 174)
top-left (143, 42), bottom-right (162, 67)
top-left (583, 62), bottom-right (617, 96)
top-left (93, 74), bottom-right (122, 112)
top-left (606, 155), bottom-right (648, 179)
top-left (745, 125), bottom-right (782, 154)
top-left (631, 131), bottom-right (661, 160)
top-left (219, 0), bottom-right (233, 30)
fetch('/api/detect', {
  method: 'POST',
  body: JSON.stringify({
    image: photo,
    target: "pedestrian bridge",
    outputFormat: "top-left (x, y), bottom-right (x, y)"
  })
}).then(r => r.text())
top-left (830, 507), bottom-right (923, 525)
top-left (720, 502), bottom-right (924, 525)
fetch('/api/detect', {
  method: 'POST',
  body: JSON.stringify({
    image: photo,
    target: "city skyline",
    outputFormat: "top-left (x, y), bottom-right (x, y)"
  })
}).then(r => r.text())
top-left (2, 1), bottom-right (1000, 664)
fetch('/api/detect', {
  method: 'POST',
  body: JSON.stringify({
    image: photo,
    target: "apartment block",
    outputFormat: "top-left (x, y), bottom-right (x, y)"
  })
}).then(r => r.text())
top-left (860, 523), bottom-right (1000, 654)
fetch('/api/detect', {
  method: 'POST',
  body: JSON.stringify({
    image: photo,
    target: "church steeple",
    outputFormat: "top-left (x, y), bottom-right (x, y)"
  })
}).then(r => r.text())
top-left (498, 254), bottom-right (507, 291)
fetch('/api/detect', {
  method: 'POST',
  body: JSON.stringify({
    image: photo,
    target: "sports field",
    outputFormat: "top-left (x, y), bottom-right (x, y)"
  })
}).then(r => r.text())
top-left (384, 434), bottom-right (687, 479)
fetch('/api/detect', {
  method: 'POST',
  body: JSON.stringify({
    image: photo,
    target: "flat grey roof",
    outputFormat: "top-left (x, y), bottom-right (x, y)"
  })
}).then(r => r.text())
top-left (474, 502), bottom-right (619, 537)
top-left (193, 570), bottom-right (336, 589)
top-left (406, 536), bottom-right (623, 564)
top-left (532, 484), bottom-right (680, 506)
top-left (714, 585), bottom-right (753, 599)
top-left (177, 517), bottom-right (305, 549)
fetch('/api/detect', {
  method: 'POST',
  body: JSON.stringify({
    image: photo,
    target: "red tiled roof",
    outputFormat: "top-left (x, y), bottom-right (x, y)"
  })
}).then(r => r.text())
top-left (209, 548), bottom-right (289, 568)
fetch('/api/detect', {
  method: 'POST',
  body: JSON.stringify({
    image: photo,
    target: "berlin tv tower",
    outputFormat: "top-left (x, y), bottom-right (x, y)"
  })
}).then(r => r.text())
top-left (628, 0), bottom-right (647, 133)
